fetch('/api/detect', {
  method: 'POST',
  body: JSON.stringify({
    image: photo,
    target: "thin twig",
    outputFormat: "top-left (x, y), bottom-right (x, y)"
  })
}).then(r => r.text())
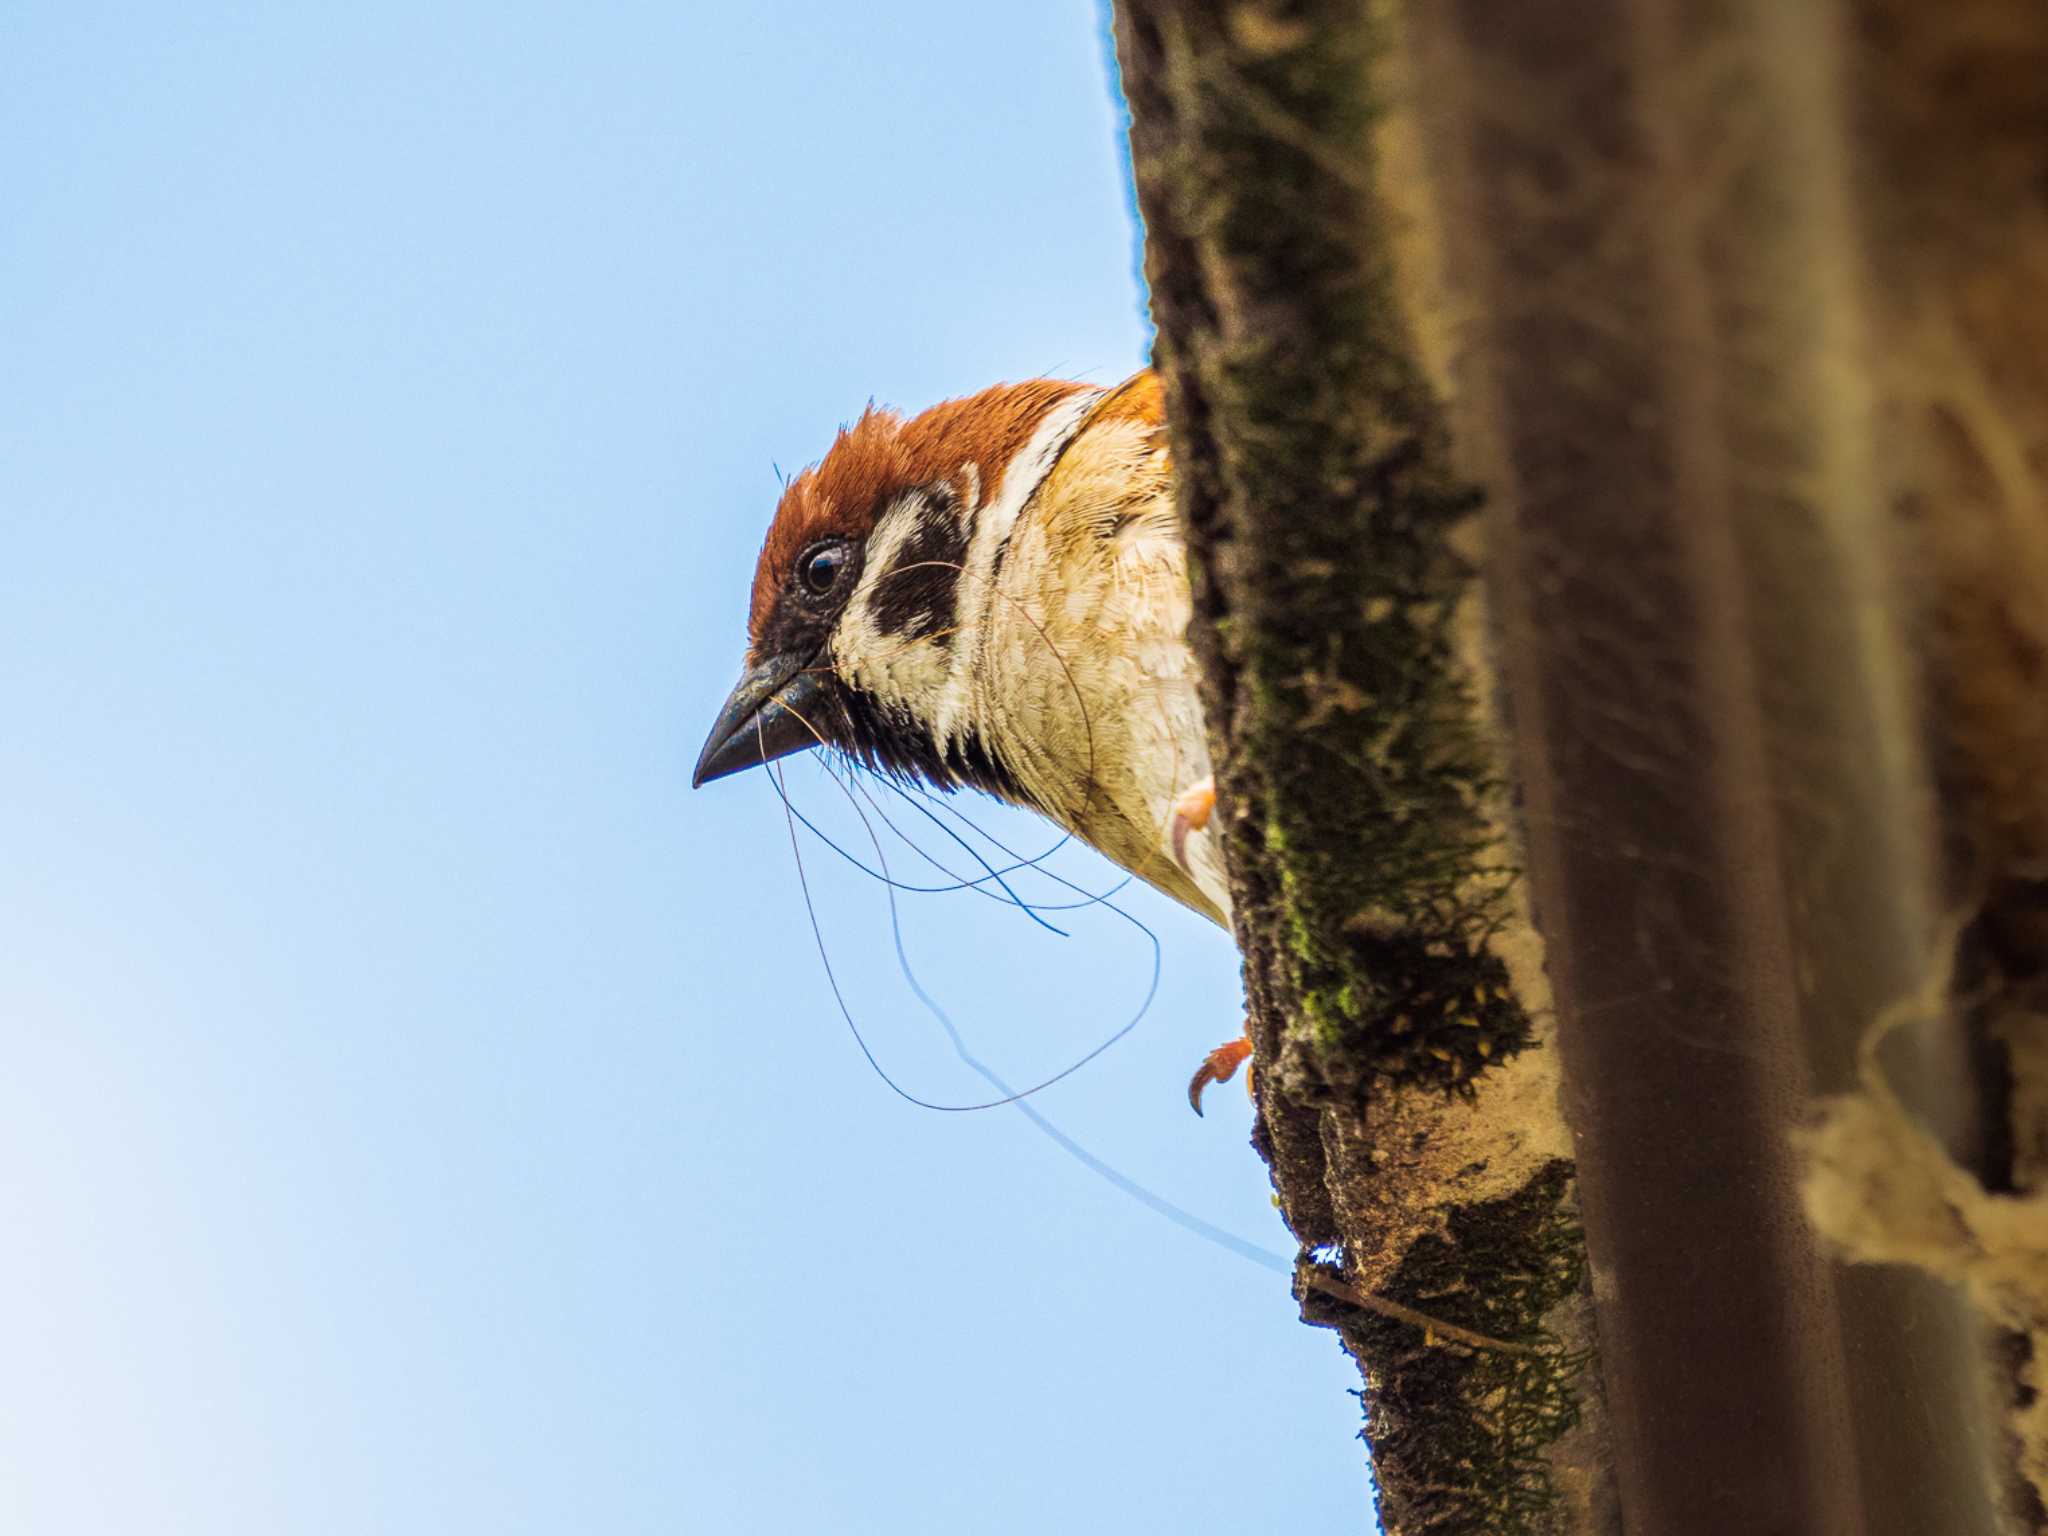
top-left (1298, 1266), bottom-right (1540, 1357)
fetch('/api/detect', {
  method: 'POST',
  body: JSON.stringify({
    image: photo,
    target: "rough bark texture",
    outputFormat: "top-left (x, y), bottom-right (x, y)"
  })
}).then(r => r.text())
top-left (1115, 0), bottom-right (2047, 1531)
top-left (1387, 0), bottom-right (2012, 1528)
top-left (1112, 5), bottom-right (1609, 1533)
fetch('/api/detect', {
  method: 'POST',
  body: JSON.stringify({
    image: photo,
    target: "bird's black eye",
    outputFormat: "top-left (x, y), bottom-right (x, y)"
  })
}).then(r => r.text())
top-left (797, 541), bottom-right (851, 598)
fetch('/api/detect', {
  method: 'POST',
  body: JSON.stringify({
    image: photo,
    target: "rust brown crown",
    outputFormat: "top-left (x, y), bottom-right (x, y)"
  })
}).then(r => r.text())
top-left (747, 379), bottom-right (1092, 652)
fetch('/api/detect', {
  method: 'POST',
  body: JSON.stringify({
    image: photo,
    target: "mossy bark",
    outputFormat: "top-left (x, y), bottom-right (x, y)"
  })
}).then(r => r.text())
top-left (1112, 6), bottom-right (1608, 1532)
top-left (1116, 0), bottom-right (2046, 1530)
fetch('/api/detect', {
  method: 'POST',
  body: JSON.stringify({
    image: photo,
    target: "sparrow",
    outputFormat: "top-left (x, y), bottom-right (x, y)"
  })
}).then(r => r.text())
top-left (694, 371), bottom-right (1253, 1110)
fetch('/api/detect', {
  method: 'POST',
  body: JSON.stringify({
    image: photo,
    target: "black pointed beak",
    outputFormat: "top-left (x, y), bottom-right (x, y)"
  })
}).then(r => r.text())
top-left (692, 656), bottom-right (830, 788)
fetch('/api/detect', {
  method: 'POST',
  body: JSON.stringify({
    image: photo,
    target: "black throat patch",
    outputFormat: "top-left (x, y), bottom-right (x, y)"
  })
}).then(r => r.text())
top-left (825, 678), bottom-right (1031, 809)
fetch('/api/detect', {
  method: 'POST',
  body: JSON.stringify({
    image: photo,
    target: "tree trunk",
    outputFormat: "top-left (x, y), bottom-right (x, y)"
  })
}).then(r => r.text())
top-left (1116, 5), bottom-right (1611, 1531)
top-left (1114, 1), bottom-right (2048, 1532)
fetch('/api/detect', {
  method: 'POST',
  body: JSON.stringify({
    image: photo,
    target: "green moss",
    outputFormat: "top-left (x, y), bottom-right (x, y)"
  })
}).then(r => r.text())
top-left (1148, 4), bottom-right (1524, 1098)
top-left (1116, 2), bottom-right (1594, 1528)
top-left (1311, 1162), bottom-right (1589, 1534)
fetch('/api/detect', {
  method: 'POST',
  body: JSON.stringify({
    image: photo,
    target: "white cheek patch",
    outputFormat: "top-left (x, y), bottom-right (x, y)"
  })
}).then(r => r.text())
top-left (832, 497), bottom-right (952, 705)
top-left (826, 388), bottom-right (1105, 761)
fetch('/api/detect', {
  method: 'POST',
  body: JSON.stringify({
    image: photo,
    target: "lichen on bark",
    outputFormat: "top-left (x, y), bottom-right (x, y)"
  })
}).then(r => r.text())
top-left (1111, 3), bottom-right (1606, 1531)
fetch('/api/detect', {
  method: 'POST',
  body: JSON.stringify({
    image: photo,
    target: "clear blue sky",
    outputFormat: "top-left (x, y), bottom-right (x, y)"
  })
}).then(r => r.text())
top-left (0, 5), bottom-right (1372, 1531)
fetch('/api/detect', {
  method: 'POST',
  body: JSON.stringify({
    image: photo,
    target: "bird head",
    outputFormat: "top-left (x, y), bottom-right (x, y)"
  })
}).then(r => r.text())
top-left (693, 379), bottom-right (1100, 800)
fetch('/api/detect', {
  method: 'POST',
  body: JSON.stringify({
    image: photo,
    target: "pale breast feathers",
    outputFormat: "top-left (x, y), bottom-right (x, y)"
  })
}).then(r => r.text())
top-left (973, 373), bottom-right (1226, 922)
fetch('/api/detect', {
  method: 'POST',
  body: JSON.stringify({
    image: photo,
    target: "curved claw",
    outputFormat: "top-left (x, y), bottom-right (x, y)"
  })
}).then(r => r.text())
top-left (1187, 1035), bottom-right (1254, 1116)
top-left (1169, 778), bottom-right (1217, 876)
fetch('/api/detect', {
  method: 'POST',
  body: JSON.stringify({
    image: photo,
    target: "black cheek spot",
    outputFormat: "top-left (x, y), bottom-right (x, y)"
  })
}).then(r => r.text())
top-left (869, 489), bottom-right (971, 647)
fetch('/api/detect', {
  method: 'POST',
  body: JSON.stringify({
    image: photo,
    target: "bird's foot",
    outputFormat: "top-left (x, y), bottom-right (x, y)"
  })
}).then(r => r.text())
top-left (1188, 1034), bottom-right (1254, 1117)
top-left (1169, 777), bottom-right (1216, 878)
top-left (1176, 779), bottom-right (1248, 1115)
